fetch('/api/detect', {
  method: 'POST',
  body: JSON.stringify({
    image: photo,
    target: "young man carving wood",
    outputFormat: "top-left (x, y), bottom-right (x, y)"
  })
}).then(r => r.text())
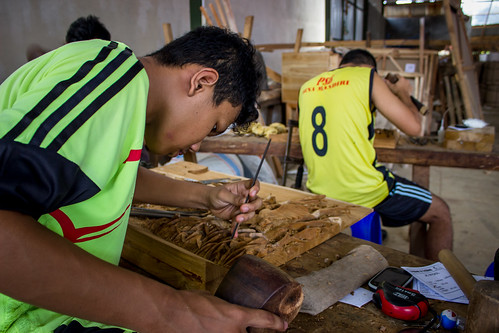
top-left (0, 26), bottom-right (287, 333)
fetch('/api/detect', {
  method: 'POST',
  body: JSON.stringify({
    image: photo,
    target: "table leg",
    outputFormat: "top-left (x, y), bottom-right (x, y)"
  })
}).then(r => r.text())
top-left (409, 165), bottom-right (430, 257)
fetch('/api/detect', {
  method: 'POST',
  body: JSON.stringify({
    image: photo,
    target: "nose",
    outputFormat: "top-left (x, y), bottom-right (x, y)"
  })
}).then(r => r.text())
top-left (189, 141), bottom-right (202, 152)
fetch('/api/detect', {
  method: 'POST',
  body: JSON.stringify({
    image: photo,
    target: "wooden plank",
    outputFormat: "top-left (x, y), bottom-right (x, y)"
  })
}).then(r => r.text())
top-left (123, 223), bottom-right (228, 292)
top-left (266, 66), bottom-right (281, 84)
top-left (281, 51), bottom-right (341, 103)
top-left (199, 134), bottom-right (499, 170)
top-left (162, 23), bottom-right (173, 44)
top-left (222, 0), bottom-right (238, 32)
top-left (215, 0), bottom-right (228, 27)
top-left (200, 6), bottom-right (214, 26)
top-left (450, 75), bottom-right (464, 124)
top-left (293, 29), bottom-right (303, 53)
top-left (242, 15), bottom-right (253, 39)
top-left (443, 0), bottom-right (483, 120)
top-left (209, 3), bottom-right (223, 27)
top-left (444, 75), bottom-right (457, 125)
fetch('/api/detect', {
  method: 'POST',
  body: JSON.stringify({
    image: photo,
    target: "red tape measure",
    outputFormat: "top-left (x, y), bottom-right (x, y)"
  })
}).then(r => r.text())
top-left (373, 281), bottom-right (429, 321)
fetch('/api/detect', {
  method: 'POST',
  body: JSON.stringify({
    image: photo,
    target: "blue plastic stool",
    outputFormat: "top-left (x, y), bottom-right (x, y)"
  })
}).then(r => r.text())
top-left (485, 262), bottom-right (495, 278)
top-left (350, 211), bottom-right (382, 244)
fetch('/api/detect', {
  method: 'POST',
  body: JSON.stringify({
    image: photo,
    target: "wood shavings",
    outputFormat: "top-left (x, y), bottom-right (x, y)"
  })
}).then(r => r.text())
top-left (130, 194), bottom-right (345, 267)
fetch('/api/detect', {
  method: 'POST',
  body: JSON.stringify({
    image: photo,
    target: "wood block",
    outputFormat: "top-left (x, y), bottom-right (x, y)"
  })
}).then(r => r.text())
top-left (281, 51), bottom-right (341, 103)
top-left (443, 126), bottom-right (495, 152)
top-left (374, 129), bottom-right (400, 149)
top-left (123, 223), bottom-right (228, 293)
top-left (122, 162), bottom-right (372, 292)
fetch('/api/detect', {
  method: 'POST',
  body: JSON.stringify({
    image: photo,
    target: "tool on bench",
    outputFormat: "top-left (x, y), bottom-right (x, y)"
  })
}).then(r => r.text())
top-left (373, 281), bottom-right (438, 333)
top-left (296, 245), bottom-right (388, 315)
top-left (215, 254), bottom-right (303, 333)
top-left (231, 138), bottom-right (271, 239)
top-left (130, 206), bottom-right (209, 218)
top-left (199, 177), bottom-right (241, 184)
top-left (385, 73), bottom-right (428, 116)
top-left (439, 249), bottom-right (499, 333)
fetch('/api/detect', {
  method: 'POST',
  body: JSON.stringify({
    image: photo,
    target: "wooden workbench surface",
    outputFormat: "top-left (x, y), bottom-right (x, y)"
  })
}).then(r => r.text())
top-left (282, 233), bottom-right (468, 333)
top-left (199, 133), bottom-right (499, 171)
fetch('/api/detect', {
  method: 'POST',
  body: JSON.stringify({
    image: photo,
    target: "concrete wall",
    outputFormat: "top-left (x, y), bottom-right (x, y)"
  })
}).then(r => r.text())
top-left (0, 0), bottom-right (325, 82)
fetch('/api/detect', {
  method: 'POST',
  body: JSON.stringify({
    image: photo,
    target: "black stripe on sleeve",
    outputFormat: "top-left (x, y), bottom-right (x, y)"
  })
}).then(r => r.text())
top-left (46, 61), bottom-right (144, 152)
top-left (0, 140), bottom-right (100, 219)
top-left (2, 41), bottom-right (118, 141)
top-left (29, 48), bottom-right (133, 146)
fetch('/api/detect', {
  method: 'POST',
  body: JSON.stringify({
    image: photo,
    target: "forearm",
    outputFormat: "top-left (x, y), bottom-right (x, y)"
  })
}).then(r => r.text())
top-left (0, 210), bottom-right (171, 332)
top-left (394, 90), bottom-right (421, 123)
top-left (373, 74), bottom-right (422, 137)
top-left (133, 166), bottom-right (211, 209)
top-left (0, 210), bottom-right (286, 332)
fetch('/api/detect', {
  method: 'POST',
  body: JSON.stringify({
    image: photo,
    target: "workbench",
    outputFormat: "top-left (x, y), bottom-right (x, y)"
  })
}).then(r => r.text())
top-left (121, 224), bottom-right (469, 333)
top-left (120, 161), bottom-right (471, 333)
top-left (283, 233), bottom-right (468, 333)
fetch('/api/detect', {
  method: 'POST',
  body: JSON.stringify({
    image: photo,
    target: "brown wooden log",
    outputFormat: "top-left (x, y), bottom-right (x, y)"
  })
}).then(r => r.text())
top-left (215, 254), bottom-right (303, 332)
top-left (465, 280), bottom-right (499, 332)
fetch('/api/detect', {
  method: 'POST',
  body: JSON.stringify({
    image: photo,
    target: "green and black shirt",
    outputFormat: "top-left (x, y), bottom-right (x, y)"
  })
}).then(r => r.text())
top-left (0, 39), bottom-right (147, 332)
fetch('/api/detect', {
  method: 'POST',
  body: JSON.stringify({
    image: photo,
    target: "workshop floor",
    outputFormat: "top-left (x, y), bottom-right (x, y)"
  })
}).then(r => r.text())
top-left (285, 105), bottom-right (499, 276)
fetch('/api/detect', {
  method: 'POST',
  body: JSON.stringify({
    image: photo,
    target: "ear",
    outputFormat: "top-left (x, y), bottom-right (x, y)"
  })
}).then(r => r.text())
top-left (188, 68), bottom-right (219, 96)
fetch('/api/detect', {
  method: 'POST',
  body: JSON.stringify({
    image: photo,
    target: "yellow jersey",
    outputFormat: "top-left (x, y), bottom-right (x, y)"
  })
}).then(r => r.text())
top-left (298, 66), bottom-right (394, 207)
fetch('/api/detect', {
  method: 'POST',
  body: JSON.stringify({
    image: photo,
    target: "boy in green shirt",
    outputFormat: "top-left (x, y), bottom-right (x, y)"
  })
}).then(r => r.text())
top-left (0, 26), bottom-right (287, 333)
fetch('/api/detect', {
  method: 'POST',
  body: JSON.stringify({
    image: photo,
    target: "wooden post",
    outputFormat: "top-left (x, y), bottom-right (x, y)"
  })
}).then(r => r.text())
top-left (209, 3), bottom-right (223, 27)
top-left (242, 16), bottom-right (254, 40)
top-left (162, 23), bottom-right (173, 44)
top-left (443, 0), bottom-right (483, 120)
top-left (444, 76), bottom-right (457, 125)
top-left (200, 6), bottom-right (214, 26)
top-left (294, 29), bottom-right (304, 53)
top-left (222, 0), bottom-right (238, 33)
top-left (215, 0), bottom-right (228, 27)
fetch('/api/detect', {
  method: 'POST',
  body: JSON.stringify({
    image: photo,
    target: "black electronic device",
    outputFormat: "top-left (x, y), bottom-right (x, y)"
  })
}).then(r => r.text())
top-left (368, 266), bottom-right (413, 291)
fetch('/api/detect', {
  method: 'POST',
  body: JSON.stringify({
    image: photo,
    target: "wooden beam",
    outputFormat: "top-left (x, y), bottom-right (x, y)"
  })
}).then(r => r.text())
top-left (294, 29), bottom-right (304, 53)
top-left (162, 23), bottom-right (173, 44)
top-left (443, 0), bottom-right (483, 120)
top-left (215, 0), bottom-right (228, 27)
top-left (242, 15), bottom-right (254, 40)
top-left (200, 6), bottom-right (214, 26)
top-left (222, 0), bottom-right (238, 32)
top-left (209, 3), bottom-right (223, 27)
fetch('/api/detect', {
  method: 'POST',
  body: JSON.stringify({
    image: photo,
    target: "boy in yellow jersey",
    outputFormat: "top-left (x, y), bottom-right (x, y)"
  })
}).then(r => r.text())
top-left (0, 27), bottom-right (287, 333)
top-left (299, 49), bottom-right (452, 261)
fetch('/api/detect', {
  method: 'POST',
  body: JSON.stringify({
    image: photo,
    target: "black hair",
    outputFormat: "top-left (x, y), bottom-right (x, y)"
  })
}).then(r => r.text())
top-left (148, 26), bottom-right (261, 127)
top-left (339, 49), bottom-right (377, 70)
top-left (65, 15), bottom-right (111, 43)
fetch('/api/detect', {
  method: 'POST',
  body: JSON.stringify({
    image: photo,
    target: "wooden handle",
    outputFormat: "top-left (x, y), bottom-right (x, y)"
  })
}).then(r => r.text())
top-left (215, 254), bottom-right (303, 332)
top-left (438, 249), bottom-right (476, 299)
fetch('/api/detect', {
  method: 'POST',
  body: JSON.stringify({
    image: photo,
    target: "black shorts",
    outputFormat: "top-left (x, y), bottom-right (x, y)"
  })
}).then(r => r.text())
top-left (374, 175), bottom-right (432, 227)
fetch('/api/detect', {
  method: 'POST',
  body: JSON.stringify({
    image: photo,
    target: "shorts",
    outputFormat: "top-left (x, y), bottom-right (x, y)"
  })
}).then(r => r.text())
top-left (374, 175), bottom-right (432, 227)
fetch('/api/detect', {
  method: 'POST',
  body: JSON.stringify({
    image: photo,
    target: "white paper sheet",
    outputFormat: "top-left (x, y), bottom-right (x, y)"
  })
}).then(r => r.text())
top-left (339, 288), bottom-right (374, 308)
top-left (402, 262), bottom-right (493, 304)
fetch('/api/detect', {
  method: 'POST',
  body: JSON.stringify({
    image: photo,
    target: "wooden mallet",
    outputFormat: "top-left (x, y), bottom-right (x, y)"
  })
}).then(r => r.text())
top-left (438, 249), bottom-right (499, 332)
top-left (215, 254), bottom-right (303, 333)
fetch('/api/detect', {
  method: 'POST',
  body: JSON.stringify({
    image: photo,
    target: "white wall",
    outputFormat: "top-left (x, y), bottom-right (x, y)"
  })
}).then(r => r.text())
top-left (0, 0), bottom-right (325, 82)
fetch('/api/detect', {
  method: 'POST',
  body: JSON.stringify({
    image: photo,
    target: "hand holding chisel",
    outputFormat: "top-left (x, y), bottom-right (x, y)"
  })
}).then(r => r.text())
top-left (231, 138), bottom-right (272, 239)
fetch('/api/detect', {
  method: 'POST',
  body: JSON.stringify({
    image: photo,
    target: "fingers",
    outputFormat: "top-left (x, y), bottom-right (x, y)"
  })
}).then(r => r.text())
top-left (246, 179), bottom-right (260, 199)
top-left (244, 308), bottom-right (288, 332)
